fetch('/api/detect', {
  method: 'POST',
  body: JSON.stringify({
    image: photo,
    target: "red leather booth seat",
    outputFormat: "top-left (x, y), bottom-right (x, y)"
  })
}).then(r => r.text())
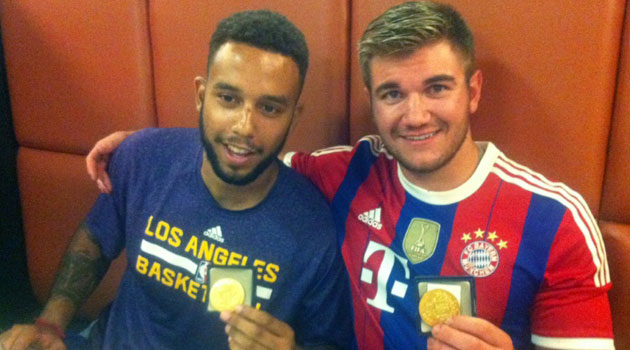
top-left (1, 0), bottom-right (628, 348)
top-left (0, 0), bottom-right (156, 318)
top-left (600, 1), bottom-right (630, 347)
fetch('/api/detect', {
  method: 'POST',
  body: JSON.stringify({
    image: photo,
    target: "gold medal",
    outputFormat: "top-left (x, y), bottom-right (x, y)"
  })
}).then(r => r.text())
top-left (209, 277), bottom-right (245, 312)
top-left (419, 288), bottom-right (460, 326)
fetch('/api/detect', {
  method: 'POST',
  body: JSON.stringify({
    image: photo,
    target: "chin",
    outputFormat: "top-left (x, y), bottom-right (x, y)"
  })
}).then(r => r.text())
top-left (217, 167), bottom-right (261, 186)
top-left (403, 155), bottom-right (449, 174)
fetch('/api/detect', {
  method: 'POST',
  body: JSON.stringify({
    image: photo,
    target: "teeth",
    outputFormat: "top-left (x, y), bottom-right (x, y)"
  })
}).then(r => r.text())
top-left (227, 144), bottom-right (252, 155)
top-left (406, 132), bottom-right (437, 141)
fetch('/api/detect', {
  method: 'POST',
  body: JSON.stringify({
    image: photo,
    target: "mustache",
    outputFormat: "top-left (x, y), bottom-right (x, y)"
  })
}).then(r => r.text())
top-left (216, 134), bottom-right (262, 154)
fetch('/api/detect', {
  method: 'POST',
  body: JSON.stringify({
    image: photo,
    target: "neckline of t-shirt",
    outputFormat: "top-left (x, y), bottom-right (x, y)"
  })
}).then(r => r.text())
top-left (397, 142), bottom-right (499, 205)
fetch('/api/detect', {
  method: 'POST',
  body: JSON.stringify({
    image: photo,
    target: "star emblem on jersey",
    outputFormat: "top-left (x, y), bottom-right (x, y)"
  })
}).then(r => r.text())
top-left (459, 228), bottom-right (507, 277)
top-left (403, 218), bottom-right (440, 264)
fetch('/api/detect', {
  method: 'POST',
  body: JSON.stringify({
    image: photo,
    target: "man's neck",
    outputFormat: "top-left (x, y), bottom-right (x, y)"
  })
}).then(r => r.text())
top-left (400, 139), bottom-right (482, 192)
top-left (200, 158), bottom-right (279, 211)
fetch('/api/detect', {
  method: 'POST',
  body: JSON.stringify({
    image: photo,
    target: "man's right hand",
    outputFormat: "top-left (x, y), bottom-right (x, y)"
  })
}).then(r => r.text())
top-left (2, 222), bottom-right (107, 350)
top-left (220, 305), bottom-right (297, 350)
top-left (86, 130), bottom-right (135, 194)
top-left (428, 315), bottom-right (513, 350)
top-left (0, 324), bottom-right (65, 350)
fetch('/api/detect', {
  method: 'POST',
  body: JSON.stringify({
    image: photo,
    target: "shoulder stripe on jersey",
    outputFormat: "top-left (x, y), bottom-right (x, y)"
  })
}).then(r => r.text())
top-left (492, 164), bottom-right (606, 287)
top-left (306, 136), bottom-right (389, 158)
top-left (496, 155), bottom-right (609, 286)
top-left (310, 145), bottom-right (354, 157)
top-left (492, 156), bottom-right (608, 287)
top-left (497, 155), bottom-right (609, 282)
top-left (358, 135), bottom-right (394, 159)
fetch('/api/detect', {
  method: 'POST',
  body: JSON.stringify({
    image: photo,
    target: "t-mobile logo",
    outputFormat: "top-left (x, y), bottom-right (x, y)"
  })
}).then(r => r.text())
top-left (361, 241), bottom-right (410, 313)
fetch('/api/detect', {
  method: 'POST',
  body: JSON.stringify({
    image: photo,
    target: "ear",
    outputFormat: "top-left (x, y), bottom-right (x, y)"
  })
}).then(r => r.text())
top-left (289, 103), bottom-right (304, 133)
top-left (194, 76), bottom-right (207, 112)
top-left (468, 69), bottom-right (483, 114)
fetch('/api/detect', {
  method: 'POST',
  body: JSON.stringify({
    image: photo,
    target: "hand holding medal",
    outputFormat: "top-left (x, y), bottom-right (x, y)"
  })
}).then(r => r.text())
top-left (416, 278), bottom-right (513, 349)
top-left (428, 316), bottom-right (514, 350)
top-left (414, 277), bottom-right (475, 335)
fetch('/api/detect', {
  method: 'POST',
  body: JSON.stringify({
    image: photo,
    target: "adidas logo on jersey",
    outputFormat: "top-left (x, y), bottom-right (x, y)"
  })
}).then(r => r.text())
top-left (358, 208), bottom-right (383, 230)
top-left (203, 226), bottom-right (224, 243)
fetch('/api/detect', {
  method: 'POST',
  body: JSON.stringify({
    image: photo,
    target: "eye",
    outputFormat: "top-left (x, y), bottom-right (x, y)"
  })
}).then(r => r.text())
top-left (426, 84), bottom-right (449, 97)
top-left (217, 93), bottom-right (239, 105)
top-left (259, 103), bottom-right (284, 117)
top-left (262, 104), bottom-right (277, 114)
top-left (379, 90), bottom-right (404, 104)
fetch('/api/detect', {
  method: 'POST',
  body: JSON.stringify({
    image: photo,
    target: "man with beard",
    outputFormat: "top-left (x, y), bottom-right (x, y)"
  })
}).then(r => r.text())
top-left (0, 10), bottom-right (354, 350)
top-left (84, 1), bottom-right (614, 350)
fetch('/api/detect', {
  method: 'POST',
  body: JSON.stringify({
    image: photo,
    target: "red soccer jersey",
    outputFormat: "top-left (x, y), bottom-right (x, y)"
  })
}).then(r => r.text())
top-left (285, 136), bottom-right (614, 350)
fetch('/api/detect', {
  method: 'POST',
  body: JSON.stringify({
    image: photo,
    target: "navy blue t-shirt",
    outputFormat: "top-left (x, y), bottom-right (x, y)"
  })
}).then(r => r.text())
top-left (85, 128), bottom-right (355, 349)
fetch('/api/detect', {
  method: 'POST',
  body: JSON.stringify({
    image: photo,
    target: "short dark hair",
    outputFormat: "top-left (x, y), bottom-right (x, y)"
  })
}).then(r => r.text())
top-left (208, 10), bottom-right (309, 89)
top-left (359, 1), bottom-right (475, 89)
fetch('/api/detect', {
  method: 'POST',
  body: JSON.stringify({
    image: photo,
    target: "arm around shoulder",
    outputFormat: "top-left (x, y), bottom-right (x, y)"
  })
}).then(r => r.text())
top-left (86, 130), bottom-right (138, 193)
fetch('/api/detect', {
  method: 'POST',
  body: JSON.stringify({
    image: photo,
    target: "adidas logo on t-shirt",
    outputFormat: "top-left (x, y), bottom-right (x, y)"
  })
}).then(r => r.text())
top-left (358, 208), bottom-right (383, 230)
top-left (203, 226), bottom-right (224, 243)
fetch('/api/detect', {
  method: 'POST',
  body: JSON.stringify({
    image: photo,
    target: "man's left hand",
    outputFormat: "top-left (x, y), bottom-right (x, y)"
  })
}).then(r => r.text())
top-left (220, 305), bottom-right (295, 350)
top-left (428, 315), bottom-right (513, 350)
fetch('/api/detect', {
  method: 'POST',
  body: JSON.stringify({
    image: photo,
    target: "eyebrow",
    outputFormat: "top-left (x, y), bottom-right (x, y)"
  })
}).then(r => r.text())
top-left (374, 74), bottom-right (456, 95)
top-left (261, 95), bottom-right (289, 106)
top-left (424, 74), bottom-right (456, 85)
top-left (374, 82), bottom-right (400, 95)
top-left (213, 82), bottom-right (289, 106)
top-left (213, 82), bottom-right (241, 93)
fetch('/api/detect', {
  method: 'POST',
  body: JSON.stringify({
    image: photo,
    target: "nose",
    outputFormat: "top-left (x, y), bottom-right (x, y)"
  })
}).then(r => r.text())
top-left (403, 93), bottom-right (430, 125)
top-left (232, 105), bottom-right (254, 137)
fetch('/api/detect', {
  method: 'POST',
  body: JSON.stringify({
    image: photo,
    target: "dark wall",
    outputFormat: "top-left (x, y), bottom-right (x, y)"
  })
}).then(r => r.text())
top-left (0, 23), bottom-right (38, 330)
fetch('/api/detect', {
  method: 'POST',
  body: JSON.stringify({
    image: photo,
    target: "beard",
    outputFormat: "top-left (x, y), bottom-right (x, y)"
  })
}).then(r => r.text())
top-left (199, 108), bottom-right (288, 186)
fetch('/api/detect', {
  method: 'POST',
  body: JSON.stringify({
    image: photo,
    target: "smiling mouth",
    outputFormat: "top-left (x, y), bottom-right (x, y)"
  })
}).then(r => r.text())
top-left (226, 144), bottom-right (255, 156)
top-left (403, 131), bottom-right (438, 141)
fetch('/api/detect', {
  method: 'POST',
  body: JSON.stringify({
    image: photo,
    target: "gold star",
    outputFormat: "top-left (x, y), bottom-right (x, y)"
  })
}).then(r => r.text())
top-left (461, 233), bottom-right (472, 243)
top-left (487, 231), bottom-right (498, 242)
top-left (498, 239), bottom-right (508, 249)
top-left (474, 228), bottom-right (485, 239)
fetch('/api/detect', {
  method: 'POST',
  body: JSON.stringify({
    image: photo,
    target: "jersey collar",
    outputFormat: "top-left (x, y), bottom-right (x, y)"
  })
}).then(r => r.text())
top-left (397, 142), bottom-right (500, 205)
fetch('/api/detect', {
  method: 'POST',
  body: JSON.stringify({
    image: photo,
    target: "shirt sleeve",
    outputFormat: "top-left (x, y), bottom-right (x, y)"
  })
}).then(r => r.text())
top-left (530, 207), bottom-right (614, 350)
top-left (293, 228), bottom-right (357, 349)
top-left (283, 145), bottom-right (354, 202)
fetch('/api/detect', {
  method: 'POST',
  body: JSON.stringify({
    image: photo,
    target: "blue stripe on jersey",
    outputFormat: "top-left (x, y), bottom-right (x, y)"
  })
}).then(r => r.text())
top-left (330, 141), bottom-right (378, 247)
top-left (501, 193), bottom-right (565, 349)
top-left (381, 193), bottom-right (459, 350)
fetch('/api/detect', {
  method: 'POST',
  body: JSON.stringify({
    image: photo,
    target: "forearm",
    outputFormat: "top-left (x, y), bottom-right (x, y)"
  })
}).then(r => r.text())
top-left (40, 222), bottom-right (108, 330)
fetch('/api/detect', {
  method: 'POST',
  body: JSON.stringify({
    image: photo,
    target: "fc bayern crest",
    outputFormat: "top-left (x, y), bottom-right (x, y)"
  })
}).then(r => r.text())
top-left (460, 241), bottom-right (499, 277)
